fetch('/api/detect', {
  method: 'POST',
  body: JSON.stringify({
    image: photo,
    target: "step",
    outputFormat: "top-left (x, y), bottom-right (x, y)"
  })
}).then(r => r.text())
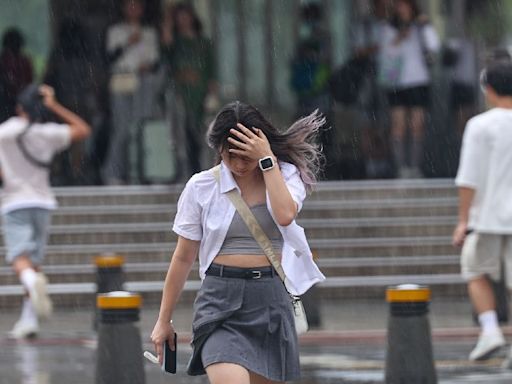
top-left (48, 197), bottom-right (458, 225)
top-left (0, 255), bottom-right (461, 285)
top-left (0, 216), bottom-right (458, 247)
top-left (55, 185), bottom-right (182, 206)
top-left (0, 272), bottom-right (466, 308)
top-left (50, 180), bottom-right (457, 208)
top-left (0, 239), bottom-right (459, 268)
top-left (52, 204), bottom-right (175, 225)
top-left (308, 179), bottom-right (456, 200)
top-left (0, 235), bottom-right (459, 268)
top-left (300, 197), bottom-right (457, 219)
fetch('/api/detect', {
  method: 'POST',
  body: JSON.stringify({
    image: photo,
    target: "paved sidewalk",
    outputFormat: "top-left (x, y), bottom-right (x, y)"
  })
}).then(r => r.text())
top-left (2, 298), bottom-right (512, 383)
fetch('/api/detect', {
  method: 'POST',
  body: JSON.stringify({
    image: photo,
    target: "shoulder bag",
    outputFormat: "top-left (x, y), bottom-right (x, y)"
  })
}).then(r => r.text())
top-left (212, 165), bottom-right (308, 334)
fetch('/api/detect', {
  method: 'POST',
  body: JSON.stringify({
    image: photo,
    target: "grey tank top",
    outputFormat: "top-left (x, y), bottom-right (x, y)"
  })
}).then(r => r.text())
top-left (218, 204), bottom-right (284, 255)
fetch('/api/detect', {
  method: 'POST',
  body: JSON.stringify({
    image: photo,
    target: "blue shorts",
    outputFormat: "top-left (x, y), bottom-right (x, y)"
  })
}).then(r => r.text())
top-left (2, 208), bottom-right (51, 266)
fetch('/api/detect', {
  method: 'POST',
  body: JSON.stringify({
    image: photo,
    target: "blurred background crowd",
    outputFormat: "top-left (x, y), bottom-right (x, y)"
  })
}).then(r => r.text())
top-left (0, 0), bottom-right (508, 185)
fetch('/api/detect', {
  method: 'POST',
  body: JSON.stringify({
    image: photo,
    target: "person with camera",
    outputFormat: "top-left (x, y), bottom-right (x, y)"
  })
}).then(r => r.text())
top-left (378, 0), bottom-right (439, 178)
top-left (0, 84), bottom-right (91, 338)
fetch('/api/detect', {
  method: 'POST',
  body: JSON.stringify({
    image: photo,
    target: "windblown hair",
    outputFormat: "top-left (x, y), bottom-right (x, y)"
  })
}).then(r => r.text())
top-left (207, 101), bottom-right (325, 192)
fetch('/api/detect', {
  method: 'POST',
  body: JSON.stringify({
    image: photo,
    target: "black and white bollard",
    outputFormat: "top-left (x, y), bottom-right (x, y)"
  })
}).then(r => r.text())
top-left (385, 284), bottom-right (437, 384)
top-left (93, 254), bottom-right (125, 329)
top-left (95, 291), bottom-right (145, 384)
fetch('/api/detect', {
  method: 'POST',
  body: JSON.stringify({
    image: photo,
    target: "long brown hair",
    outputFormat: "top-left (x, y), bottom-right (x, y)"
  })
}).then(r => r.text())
top-left (207, 102), bottom-right (325, 192)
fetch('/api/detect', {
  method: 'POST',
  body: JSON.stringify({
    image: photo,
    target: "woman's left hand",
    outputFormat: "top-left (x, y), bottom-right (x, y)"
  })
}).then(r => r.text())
top-left (228, 123), bottom-right (274, 160)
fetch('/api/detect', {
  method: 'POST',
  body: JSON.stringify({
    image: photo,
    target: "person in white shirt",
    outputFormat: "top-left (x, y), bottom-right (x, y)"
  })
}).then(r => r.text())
top-left (103, 0), bottom-right (159, 184)
top-left (0, 84), bottom-right (91, 338)
top-left (151, 101), bottom-right (325, 383)
top-left (453, 61), bottom-right (512, 364)
top-left (378, 0), bottom-right (440, 178)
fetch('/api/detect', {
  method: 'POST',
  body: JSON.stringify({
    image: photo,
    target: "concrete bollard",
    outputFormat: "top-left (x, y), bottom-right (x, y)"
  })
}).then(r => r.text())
top-left (93, 254), bottom-right (125, 329)
top-left (385, 284), bottom-right (437, 384)
top-left (95, 291), bottom-right (145, 384)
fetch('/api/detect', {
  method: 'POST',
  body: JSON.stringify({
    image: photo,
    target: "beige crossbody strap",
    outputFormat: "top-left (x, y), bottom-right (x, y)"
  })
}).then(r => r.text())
top-left (212, 166), bottom-right (288, 283)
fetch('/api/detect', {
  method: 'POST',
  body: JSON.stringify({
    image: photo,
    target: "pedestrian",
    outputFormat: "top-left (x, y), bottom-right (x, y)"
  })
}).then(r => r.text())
top-left (150, 101), bottom-right (326, 383)
top-left (378, 0), bottom-right (440, 178)
top-left (0, 27), bottom-right (33, 123)
top-left (160, 2), bottom-right (217, 177)
top-left (1, 84), bottom-right (91, 338)
top-left (452, 60), bottom-right (512, 364)
top-left (103, 0), bottom-right (159, 185)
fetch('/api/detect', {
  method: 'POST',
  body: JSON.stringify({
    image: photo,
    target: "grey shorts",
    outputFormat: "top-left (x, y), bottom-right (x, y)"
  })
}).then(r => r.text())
top-left (2, 208), bottom-right (52, 265)
top-left (461, 232), bottom-right (512, 287)
top-left (187, 265), bottom-right (300, 381)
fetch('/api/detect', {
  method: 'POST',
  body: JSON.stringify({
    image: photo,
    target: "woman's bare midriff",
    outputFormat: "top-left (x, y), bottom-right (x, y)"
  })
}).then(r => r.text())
top-left (213, 254), bottom-right (281, 268)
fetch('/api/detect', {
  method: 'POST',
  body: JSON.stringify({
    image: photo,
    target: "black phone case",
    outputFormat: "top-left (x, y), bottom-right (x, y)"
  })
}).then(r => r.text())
top-left (163, 333), bottom-right (177, 374)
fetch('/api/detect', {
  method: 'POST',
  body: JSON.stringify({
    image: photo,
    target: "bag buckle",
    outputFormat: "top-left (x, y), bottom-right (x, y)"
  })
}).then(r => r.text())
top-left (251, 270), bottom-right (262, 279)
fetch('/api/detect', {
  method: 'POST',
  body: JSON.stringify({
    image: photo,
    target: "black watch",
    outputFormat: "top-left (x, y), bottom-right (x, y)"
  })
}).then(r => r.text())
top-left (258, 156), bottom-right (275, 171)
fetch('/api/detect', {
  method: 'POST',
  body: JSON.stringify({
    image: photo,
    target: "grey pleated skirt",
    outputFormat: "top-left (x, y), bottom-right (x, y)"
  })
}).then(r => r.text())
top-left (187, 268), bottom-right (300, 381)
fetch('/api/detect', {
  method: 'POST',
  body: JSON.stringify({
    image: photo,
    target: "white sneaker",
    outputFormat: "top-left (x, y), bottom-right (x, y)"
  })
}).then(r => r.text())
top-left (29, 273), bottom-right (53, 319)
top-left (469, 331), bottom-right (506, 361)
top-left (8, 318), bottom-right (39, 339)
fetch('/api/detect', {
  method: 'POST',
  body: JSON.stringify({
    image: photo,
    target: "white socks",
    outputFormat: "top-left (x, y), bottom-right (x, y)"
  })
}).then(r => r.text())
top-left (20, 297), bottom-right (38, 324)
top-left (20, 268), bottom-right (37, 291)
top-left (479, 310), bottom-right (501, 335)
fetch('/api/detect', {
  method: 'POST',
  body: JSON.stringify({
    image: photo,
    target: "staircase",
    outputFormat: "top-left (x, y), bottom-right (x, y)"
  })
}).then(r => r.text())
top-left (0, 179), bottom-right (465, 309)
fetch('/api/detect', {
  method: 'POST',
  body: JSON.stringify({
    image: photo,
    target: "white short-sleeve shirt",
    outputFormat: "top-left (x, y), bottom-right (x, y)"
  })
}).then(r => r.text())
top-left (172, 161), bottom-right (325, 295)
top-left (455, 108), bottom-right (512, 233)
top-left (379, 23), bottom-right (440, 88)
top-left (107, 23), bottom-right (159, 73)
top-left (0, 117), bottom-right (71, 213)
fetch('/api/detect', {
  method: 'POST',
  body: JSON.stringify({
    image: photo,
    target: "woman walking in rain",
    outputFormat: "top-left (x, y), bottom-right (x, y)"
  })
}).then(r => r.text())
top-left (151, 101), bottom-right (325, 383)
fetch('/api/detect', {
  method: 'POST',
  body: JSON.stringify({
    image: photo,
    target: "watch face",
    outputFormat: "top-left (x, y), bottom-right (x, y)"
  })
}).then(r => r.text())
top-left (260, 157), bottom-right (273, 169)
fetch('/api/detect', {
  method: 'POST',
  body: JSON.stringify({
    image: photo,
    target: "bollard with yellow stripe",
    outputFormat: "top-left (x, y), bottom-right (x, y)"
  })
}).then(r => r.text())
top-left (96, 291), bottom-right (145, 384)
top-left (97, 291), bottom-right (142, 323)
top-left (385, 284), bottom-right (437, 383)
top-left (94, 254), bottom-right (125, 268)
top-left (387, 284), bottom-right (431, 302)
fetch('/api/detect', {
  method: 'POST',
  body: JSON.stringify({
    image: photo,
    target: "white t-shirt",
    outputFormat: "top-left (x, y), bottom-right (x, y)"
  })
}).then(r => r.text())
top-left (172, 161), bottom-right (326, 296)
top-left (107, 23), bottom-right (159, 73)
top-left (379, 23), bottom-right (440, 89)
top-left (455, 108), bottom-right (512, 233)
top-left (0, 117), bottom-right (71, 213)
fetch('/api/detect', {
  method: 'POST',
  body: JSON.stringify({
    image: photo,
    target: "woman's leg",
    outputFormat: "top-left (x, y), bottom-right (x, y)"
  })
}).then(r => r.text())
top-left (206, 363), bottom-right (250, 384)
top-left (390, 106), bottom-right (407, 176)
top-left (409, 106), bottom-right (425, 175)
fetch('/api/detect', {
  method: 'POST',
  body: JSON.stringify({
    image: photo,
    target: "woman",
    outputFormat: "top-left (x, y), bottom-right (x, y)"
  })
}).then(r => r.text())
top-left (161, 2), bottom-right (217, 177)
top-left (378, 0), bottom-right (439, 178)
top-left (151, 102), bottom-right (326, 383)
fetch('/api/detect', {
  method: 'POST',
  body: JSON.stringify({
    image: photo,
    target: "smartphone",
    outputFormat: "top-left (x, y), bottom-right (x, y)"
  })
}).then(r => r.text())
top-left (162, 332), bottom-right (177, 374)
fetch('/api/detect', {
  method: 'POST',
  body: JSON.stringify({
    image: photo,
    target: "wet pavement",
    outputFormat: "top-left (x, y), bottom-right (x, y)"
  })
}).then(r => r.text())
top-left (2, 299), bottom-right (512, 383)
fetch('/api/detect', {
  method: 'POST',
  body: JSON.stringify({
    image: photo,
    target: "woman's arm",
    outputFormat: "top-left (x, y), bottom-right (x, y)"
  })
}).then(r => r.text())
top-left (151, 236), bottom-right (200, 362)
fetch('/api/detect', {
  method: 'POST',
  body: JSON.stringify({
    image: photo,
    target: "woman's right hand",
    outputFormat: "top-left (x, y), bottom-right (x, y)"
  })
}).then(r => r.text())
top-left (150, 319), bottom-right (175, 364)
